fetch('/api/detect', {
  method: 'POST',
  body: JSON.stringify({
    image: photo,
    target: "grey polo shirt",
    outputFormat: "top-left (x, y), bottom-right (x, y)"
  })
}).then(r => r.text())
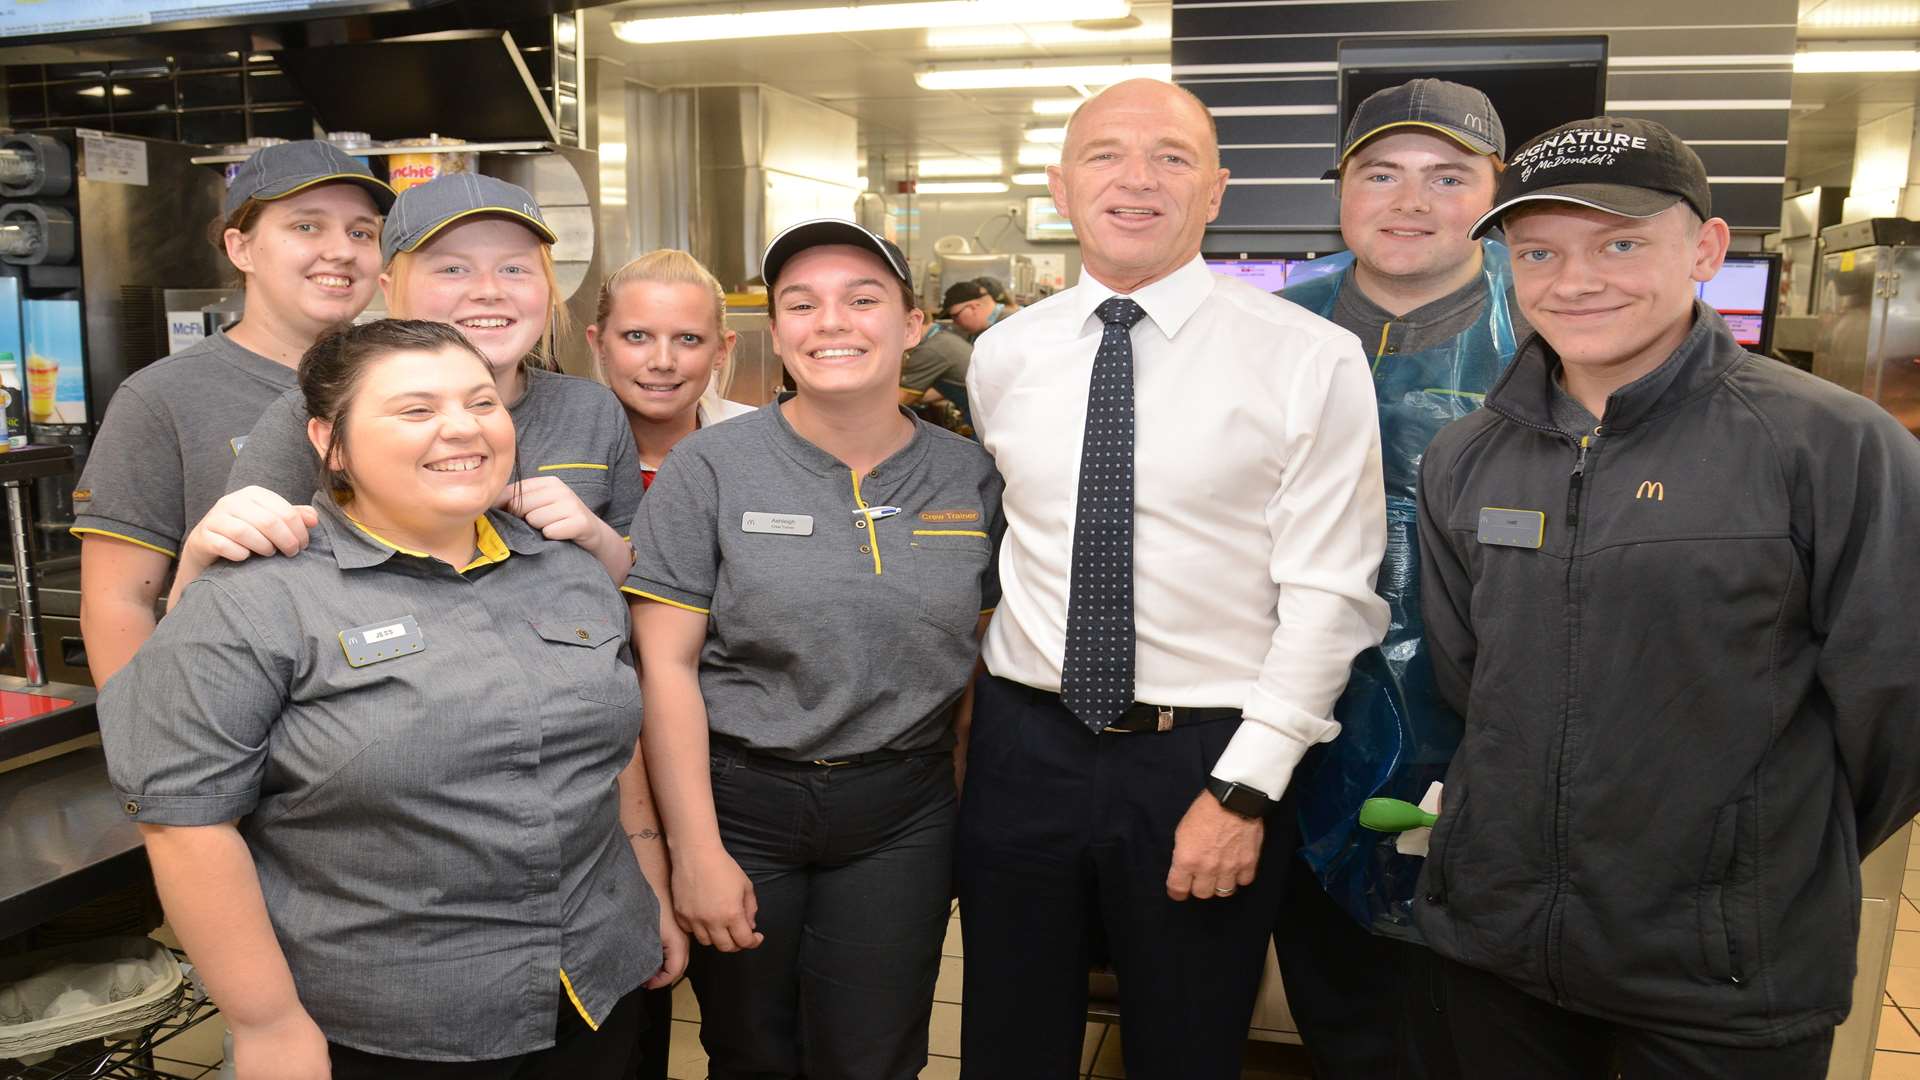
top-left (100, 496), bottom-right (657, 1061)
top-left (1327, 267), bottom-right (1533, 359)
top-left (901, 325), bottom-right (972, 393)
top-left (72, 332), bottom-right (296, 557)
top-left (225, 365), bottom-right (646, 534)
top-left (624, 398), bottom-right (1003, 760)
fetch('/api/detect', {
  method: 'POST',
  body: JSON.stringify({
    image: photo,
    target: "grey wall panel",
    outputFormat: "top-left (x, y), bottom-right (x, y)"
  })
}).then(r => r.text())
top-left (1175, 0), bottom-right (1795, 235)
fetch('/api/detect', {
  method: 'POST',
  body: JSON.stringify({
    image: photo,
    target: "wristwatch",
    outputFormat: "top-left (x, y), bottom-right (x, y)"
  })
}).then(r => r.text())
top-left (1206, 777), bottom-right (1277, 820)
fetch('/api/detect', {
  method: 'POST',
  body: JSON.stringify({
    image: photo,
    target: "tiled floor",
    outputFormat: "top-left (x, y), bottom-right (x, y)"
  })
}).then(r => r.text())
top-left (1872, 828), bottom-right (1920, 1079)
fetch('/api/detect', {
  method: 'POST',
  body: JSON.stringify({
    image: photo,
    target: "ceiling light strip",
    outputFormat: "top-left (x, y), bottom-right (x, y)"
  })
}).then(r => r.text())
top-left (615, 0), bottom-right (1132, 45)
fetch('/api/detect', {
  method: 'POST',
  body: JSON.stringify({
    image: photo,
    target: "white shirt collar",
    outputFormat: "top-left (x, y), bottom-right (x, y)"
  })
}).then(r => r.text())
top-left (1070, 254), bottom-right (1216, 339)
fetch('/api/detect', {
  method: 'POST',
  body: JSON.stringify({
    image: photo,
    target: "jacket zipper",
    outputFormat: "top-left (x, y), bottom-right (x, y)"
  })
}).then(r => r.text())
top-left (1545, 432), bottom-right (1594, 1007)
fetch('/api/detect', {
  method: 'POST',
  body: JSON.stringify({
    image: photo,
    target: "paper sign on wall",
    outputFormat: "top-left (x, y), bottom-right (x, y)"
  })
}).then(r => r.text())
top-left (80, 131), bottom-right (148, 187)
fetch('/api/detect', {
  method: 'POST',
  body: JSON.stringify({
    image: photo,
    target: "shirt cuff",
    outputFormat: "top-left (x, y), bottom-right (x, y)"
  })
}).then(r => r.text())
top-left (113, 788), bottom-right (257, 826)
top-left (619, 576), bottom-right (713, 616)
top-left (71, 516), bottom-right (180, 559)
top-left (1210, 693), bottom-right (1340, 800)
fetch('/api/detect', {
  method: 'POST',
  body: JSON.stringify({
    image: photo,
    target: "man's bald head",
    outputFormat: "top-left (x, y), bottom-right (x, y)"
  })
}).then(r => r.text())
top-left (1062, 79), bottom-right (1220, 170)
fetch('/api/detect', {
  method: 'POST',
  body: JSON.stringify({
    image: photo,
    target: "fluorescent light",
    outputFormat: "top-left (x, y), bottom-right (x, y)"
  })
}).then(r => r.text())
top-left (917, 156), bottom-right (1004, 177)
top-left (1794, 49), bottom-right (1920, 73)
top-left (1032, 97), bottom-right (1083, 116)
top-left (916, 181), bottom-right (1010, 194)
top-left (927, 13), bottom-right (1165, 50)
top-left (1025, 126), bottom-right (1068, 143)
top-left (915, 61), bottom-right (1172, 91)
top-left (616, 0), bottom-right (1130, 45)
top-left (1017, 146), bottom-right (1061, 166)
top-left (1802, 2), bottom-right (1920, 28)
top-left (1011, 172), bottom-right (1051, 186)
top-left (76, 85), bottom-right (132, 98)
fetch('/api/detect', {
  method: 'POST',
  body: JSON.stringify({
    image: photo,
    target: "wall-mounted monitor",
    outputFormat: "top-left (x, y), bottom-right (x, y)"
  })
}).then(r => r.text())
top-left (0, 1), bottom-right (441, 44)
top-left (1699, 253), bottom-right (1779, 354)
top-left (1336, 37), bottom-right (1609, 162)
top-left (1203, 253), bottom-right (1342, 293)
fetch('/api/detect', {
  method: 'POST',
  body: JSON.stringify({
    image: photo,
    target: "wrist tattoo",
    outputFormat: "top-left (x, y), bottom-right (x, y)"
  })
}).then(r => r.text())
top-left (628, 828), bottom-right (661, 842)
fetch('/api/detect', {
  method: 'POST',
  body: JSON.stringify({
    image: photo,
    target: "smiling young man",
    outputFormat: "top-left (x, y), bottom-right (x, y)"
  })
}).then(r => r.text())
top-left (1274, 78), bottom-right (1520, 1080)
top-left (959, 79), bottom-right (1388, 1079)
top-left (1415, 117), bottom-right (1920, 1077)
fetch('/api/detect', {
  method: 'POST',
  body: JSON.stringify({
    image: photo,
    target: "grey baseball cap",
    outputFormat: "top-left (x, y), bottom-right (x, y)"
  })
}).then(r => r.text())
top-left (1327, 78), bottom-right (1506, 179)
top-left (762, 218), bottom-right (910, 289)
top-left (223, 139), bottom-right (394, 218)
top-left (380, 173), bottom-right (557, 266)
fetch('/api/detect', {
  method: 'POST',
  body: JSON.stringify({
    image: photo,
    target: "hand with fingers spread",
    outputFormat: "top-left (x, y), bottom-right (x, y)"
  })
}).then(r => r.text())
top-left (171, 486), bottom-right (319, 608)
top-left (496, 476), bottom-right (632, 582)
top-left (1165, 792), bottom-right (1264, 902)
top-left (671, 843), bottom-right (764, 953)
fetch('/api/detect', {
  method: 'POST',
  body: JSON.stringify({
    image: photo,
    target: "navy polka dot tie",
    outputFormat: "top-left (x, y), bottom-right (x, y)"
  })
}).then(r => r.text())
top-left (1062, 296), bottom-right (1147, 731)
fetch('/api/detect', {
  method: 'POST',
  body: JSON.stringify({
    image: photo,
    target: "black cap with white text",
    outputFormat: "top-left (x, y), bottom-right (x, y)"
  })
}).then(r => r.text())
top-left (1469, 116), bottom-right (1712, 240)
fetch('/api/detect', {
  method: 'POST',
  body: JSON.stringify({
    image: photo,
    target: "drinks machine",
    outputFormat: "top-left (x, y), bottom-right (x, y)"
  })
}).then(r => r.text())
top-left (0, 129), bottom-right (225, 705)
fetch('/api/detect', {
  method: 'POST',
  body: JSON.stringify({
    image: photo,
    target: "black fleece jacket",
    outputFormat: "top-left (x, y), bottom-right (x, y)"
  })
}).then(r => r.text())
top-left (1413, 301), bottom-right (1920, 1046)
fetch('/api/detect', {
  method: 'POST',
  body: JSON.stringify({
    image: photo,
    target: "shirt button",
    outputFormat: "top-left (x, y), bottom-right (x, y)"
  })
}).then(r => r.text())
top-left (859, 544), bottom-right (871, 554)
top-left (869, 469), bottom-right (881, 478)
top-left (575, 628), bottom-right (589, 640)
top-left (124, 800), bottom-right (139, 815)
top-left (855, 519), bottom-right (867, 530)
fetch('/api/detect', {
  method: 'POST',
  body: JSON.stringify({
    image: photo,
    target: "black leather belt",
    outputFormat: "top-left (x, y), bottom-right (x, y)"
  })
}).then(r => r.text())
top-left (1098, 702), bottom-right (1241, 734)
top-left (994, 679), bottom-right (1240, 734)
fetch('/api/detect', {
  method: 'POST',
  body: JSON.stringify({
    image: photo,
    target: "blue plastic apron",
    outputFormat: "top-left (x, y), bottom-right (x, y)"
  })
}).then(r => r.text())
top-left (1283, 239), bottom-right (1520, 940)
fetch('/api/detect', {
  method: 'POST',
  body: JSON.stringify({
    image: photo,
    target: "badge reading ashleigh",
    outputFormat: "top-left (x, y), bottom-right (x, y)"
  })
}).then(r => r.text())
top-left (339, 615), bottom-right (424, 668)
top-left (1477, 507), bottom-right (1545, 549)
top-left (741, 512), bottom-right (814, 536)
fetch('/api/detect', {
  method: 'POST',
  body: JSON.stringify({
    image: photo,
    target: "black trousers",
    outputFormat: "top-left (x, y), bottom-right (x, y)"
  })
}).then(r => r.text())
top-left (624, 985), bottom-right (672, 1080)
top-left (955, 676), bottom-right (1296, 1080)
top-left (1438, 955), bottom-right (1835, 1079)
top-left (327, 985), bottom-right (645, 1080)
top-left (691, 743), bottom-right (957, 1080)
top-left (1272, 852), bottom-right (1461, 1080)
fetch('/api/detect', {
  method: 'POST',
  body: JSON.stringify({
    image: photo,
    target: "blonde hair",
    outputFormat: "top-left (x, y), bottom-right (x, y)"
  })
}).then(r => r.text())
top-left (385, 229), bottom-right (572, 372)
top-left (592, 248), bottom-right (734, 413)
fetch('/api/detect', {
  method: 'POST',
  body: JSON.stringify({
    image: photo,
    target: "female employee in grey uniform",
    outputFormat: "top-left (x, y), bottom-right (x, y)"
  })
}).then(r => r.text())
top-left (628, 220), bottom-right (1002, 1080)
top-left (188, 174), bottom-right (640, 588)
top-left (101, 319), bottom-right (678, 1080)
top-left (72, 140), bottom-right (393, 683)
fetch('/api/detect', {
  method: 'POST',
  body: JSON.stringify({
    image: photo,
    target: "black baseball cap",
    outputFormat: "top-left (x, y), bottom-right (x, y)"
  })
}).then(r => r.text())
top-left (224, 139), bottom-right (394, 218)
top-left (380, 174), bottom-right (557, 266)
top-left (1327, 78), bottom-right (1505, 179)
top-left (940, 280), bottom-right (991, 318)
top-left (1470, 116), bottom-right (1712, 240)
top-left (762, 219), bottom-right (910, 289)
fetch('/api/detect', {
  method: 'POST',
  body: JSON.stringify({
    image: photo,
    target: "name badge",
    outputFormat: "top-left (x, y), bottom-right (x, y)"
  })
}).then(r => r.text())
top-left (339, 615), bottom-right (424, 668)
top-left (742, 512), bottom-right (813, 536)
top-left (229, 435), bottom-right (248, 455)
top-left (1477, 507), bottom-right (1545, 549)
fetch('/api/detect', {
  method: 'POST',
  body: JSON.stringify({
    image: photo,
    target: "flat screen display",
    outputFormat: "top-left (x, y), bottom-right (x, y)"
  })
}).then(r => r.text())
top-left (1698, 256), bottom-right (1776, 349)
top-left (0, 0), bottom-right (424, 41)
top-left (1204, 256), bottom-right (1344, 292)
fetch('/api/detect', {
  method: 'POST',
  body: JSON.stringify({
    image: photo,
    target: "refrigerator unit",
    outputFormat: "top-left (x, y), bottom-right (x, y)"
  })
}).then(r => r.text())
top-left (1813, 218), bottom-right (1920, 435)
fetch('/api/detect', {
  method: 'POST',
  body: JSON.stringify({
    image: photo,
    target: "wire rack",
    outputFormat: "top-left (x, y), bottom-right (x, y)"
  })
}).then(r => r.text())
top-left (1, 953), bottom-right (222, 1080)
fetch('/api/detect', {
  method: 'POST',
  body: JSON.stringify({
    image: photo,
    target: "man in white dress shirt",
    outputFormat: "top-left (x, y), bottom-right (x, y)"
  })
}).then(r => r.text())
top-left (956, 79), bottom-right (1389, 1079)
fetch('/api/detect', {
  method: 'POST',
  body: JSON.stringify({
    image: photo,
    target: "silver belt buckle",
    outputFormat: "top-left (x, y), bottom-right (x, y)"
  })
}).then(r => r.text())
top-left (1156, 705), bottom-right (1174, 732)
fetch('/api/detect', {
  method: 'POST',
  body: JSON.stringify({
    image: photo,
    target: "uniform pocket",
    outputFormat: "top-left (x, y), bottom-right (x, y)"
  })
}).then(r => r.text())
top-left (909, 530), bottom-right (991, 636)
top-left (1425, 784), bottom-right (1469, 906)
top-left (1698, 799), bottom-right (1746, 983)
top-left (531, 617), bottom-right (639, 707)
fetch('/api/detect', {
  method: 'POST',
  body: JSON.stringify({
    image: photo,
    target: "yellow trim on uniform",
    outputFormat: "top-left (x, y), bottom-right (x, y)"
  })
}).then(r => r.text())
top-left (1371, 322), bottom-right (1394, 373)
top-left (406, 208), bottom-right (557, 253)
top-left (69, 527), bottom-right (178, 560)
top-left (259, 172), bottom-right (397, 204)
top-left (912, 529), bottom-right (989, 539)
top-left (348, 519), bottom-right (430, 558)
top-left (849, 469), bottom-right (883, 576)
top-left (557, 968), bottom-right (599, 1032)
top-left (459, 517), bottom-right (512, 573)
top-left (537, 462), bottom-right (610, 472)
top-left (620, 585), bottom-right (712, 615)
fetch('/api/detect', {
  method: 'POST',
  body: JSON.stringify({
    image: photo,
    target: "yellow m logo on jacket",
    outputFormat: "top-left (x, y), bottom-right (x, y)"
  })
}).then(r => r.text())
top-left (1636, 481), bottom-right (1665, 501)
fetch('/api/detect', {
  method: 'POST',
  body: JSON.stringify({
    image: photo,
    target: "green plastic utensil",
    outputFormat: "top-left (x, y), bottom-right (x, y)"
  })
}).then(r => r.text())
top-left (1359, 797), bottom-right (1438, 833)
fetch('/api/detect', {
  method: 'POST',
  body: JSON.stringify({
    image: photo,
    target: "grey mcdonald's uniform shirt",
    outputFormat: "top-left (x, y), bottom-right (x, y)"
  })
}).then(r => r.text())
top-left (99, 495), bottom-right (659, 1061)
top-left (71, 332), bottom-right (296, 557)
top-left (624, 397), bottom-right (1004, 760)
top-left (227, 365), bottom-right (646, 534)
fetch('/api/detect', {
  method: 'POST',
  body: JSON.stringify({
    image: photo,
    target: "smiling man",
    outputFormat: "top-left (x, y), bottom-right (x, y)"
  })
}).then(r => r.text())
top-left (1274, 78), bottom-right (1519, 1080)
top-left (1415, 117), bottom-right (1920, 1077)
top-left (958, 79), bottom-right (1388, 1079)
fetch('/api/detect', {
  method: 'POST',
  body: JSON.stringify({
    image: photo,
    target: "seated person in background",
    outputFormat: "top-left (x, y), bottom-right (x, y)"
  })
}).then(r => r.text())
top-left (101, 319), bottom-right (681, 1080)
top-left (939, 279), bottom-right (1011, 341)
top-left (974, 276), bottom-right (1022, 320)
top-left (901, 299), bottom-right (975, 434)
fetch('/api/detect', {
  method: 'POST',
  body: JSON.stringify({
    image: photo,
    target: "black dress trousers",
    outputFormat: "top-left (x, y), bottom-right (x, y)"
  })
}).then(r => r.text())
top-left (955, 675), bottom-right (1296, 1080)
